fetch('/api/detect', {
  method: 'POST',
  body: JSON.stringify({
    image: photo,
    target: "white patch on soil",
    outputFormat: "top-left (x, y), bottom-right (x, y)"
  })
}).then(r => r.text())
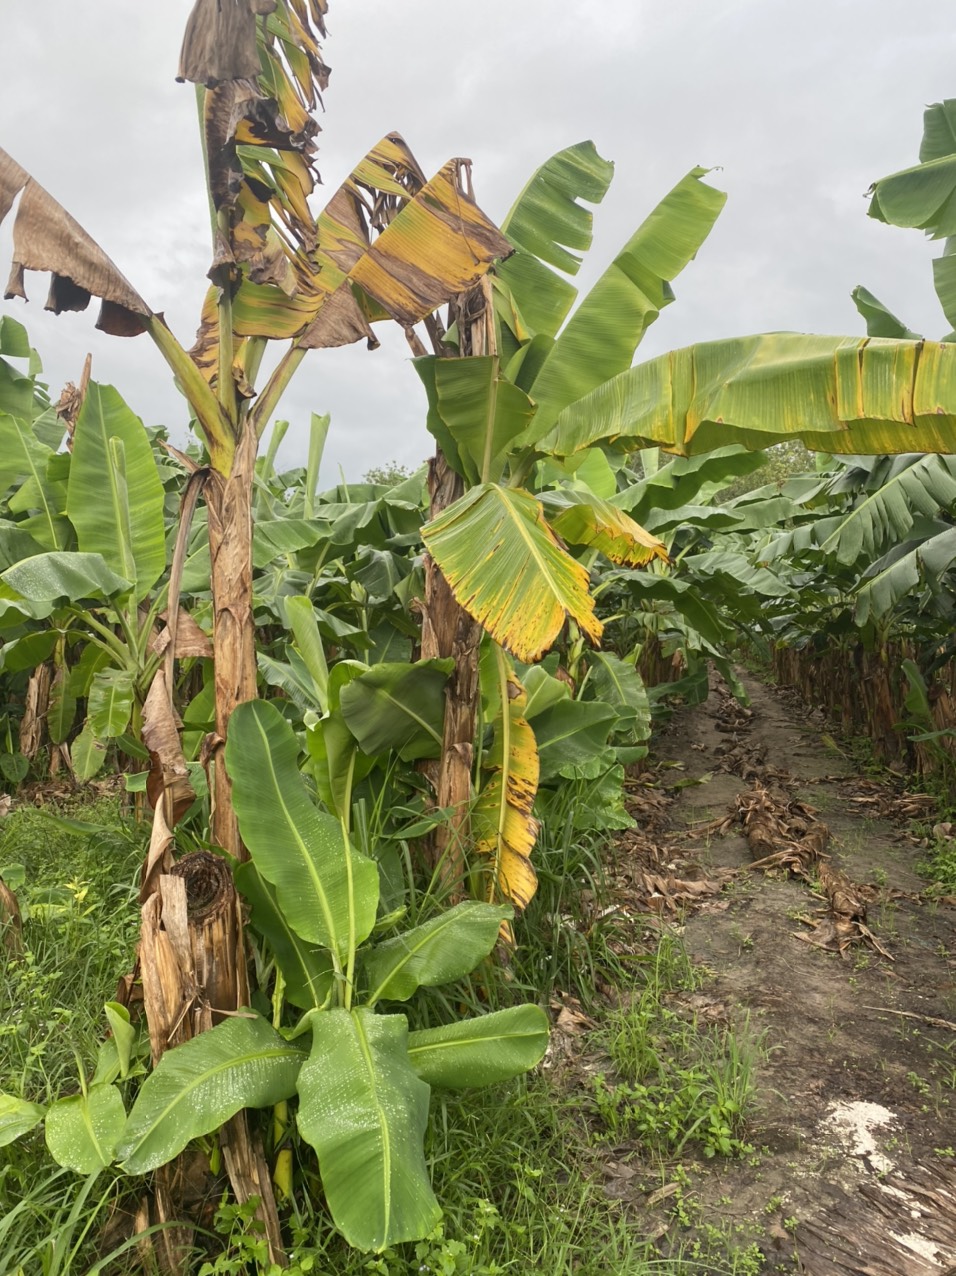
top-left (823, 1100), bottom-right (898, 1173)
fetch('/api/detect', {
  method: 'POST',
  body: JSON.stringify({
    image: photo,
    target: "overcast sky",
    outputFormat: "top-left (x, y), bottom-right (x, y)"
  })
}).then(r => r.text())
top-left (3, 1), bottom-right (956, 482)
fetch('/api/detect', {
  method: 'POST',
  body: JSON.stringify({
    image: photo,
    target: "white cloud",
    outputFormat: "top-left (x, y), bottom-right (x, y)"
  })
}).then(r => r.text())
top-left (2, 0), bottom-right (955, 479)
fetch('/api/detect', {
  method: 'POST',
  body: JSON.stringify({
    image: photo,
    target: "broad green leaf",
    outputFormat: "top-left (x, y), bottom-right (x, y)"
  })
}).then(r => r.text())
top-left (283, 595), bottom-right (330, 712)
top-left (45, 1084), bottom-right (126, 1175)
top-left (362, 902), bottom-right (511, 1004)
top-left (339, 659), bottom-right (453, 762)
top-left (920, 99), bottom-right (956, 163)
top-left (306, 712), bottom-right (375, 821)
top-left (501, 141), bottom-right (614, 275)
top-left (415, 355), bottom-right (537, 485)
top-left (934, 249), bottom-right (956, 335)
top-left (0, 629), bottom-right (58, 674)
top-left (47, 664), bottom-right (77, 745)
top-left (87, 669), bottom-right (134, 739)
top-left (818, 454), bottom-right (956, 565)
top-left (533, 698), bottom-right (618, 781)
top-left (0, 751), bottom-right (27, 783)
top-left (297, 1008), bottom-right (440, 1251)
top-left (521, 167), bottom-right (726, 441)
top-left (2, 551), bottom-right (132, 605)
top-left (854, 525), bottom-right (956, 623)
top-left (0, 315), bottom-right (31, 358)
top-left (235, 862), bottom-right (333, 1011)
top-left (615, 446), bottom-right (768, 521)
top-left (406, 1005), bottom-right (549, 1090)
top-left (473, 669), bottom-right (540, 912)
top-left (117, 1015), bottom-right (303, 1174)
top-left (520, 664), bottom-right (571, 719)
top-left (0, 413), bottom-right (64, 549)
top-left (306, 661), bottom-right (374, 820)
top-left (0, 1092), bottom-right (45, 1146)
top-left (66, 384), bottom-right (166, 600)
top-left (851, 285), bottom-right (921, 340)
top-left (544, 334), bottom-right (956, 458)
top-left (71, 727), bottom-right (107, 781)
top-left (0, 519), bottom-right (44, 571)
top-left (588, 652), bottom-right (651, 740)
top-left (868, 151), bottom-right (956, 239)
top-left (495, 142), bottom-right (614, 351)
top-left (422, 484), bottom-right (601, 664)
top-left (226, 700), bottom-right (379, 961)
top-left (541, 489), bottom-right (668, 566)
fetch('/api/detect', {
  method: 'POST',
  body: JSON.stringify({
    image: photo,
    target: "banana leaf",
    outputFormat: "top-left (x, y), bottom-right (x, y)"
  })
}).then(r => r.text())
top-left (415, 355), bottom-right (537, 484)
top-left (234, 862), bottom-right (333, 1011)
top-left (540, 489), bottom-right (667, 566)
top-left (2, 552), bottom-right (132, 604)
top-left (117, 1015), bottom-right (303, 1174)
top-left (0, 1093), bottom-right (45, 1147)
top-left (362, 901), bottom-right (511, 1004)
top-left (421, 484), bottom-right (600, 664)
top-left (0, 413), bottom-right (68, 549)
top-left (518, 167), bottom-right (726, 443)
top-left (496, 140), bottom-right (615, 342)
top-left (45, 1084), bottom-right (126, 1175)
top-left (406, 1005), bottom-right (550, 1090)
top-left (338, 659), bottom-right (453, 762)
top-left (472, 669), bottom-right (539, 912)
top-left (226, 699), bottom-right (379, 962)
top-left (541, 334), bottom-right (956, 458)
top-left (66, 384), bottom-right (166, 600)
top-left (297, 1007), bottom-right (440, 1252)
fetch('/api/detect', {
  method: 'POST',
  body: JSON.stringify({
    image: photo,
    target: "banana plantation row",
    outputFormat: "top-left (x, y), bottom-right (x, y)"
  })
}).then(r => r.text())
top-left (2, 2), bottom-right (956, 1263)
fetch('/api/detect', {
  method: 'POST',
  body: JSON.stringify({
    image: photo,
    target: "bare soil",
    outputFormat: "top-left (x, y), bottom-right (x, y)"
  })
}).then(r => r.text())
top-left (591, 668), bottom-right (956, 1273)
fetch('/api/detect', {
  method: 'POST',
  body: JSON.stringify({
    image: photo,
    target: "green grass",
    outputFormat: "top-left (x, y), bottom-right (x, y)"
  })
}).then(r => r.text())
top-left (589, 937), bottom-right (761, 1161)
top-left (0, 796), bottom-right (770, 1276)
top-left (0, 799), bottom-right (143, 1104)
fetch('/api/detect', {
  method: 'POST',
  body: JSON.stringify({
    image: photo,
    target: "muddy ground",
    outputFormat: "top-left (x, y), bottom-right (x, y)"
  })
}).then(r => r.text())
top-left (582, 669), bottom-right (956, 1274)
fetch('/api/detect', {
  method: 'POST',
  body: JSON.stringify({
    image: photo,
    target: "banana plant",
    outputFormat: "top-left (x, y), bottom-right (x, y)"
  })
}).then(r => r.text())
top-left (410, 142), bottom-right (723, 912)
top-left (116, 698), bottom-right (545, 1253)
top-left (0, 378), bottom-right (186, 779)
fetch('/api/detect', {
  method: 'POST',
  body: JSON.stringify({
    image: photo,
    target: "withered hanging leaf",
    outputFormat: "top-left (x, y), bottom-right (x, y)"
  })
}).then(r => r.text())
top-left (141, 670), bottom-right (195, 827)
top-left (473, 669), bottom-right (540, 912)
top-left (140, 800), bottom-right (176, 904)
top-left (179, 0), bottom-right (277, 87)
top-left (0, 149), bottom-right (150, 337)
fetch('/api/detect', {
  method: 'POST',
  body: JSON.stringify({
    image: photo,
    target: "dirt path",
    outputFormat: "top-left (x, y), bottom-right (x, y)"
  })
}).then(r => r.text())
top-left (614, 668), bottom-right (956, 1273)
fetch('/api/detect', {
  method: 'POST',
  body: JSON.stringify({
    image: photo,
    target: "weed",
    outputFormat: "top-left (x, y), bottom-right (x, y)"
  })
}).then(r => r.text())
top-left (589, 937), bottom-right (760, 1159)
top-left (917, 835), bottom-right (956, 894)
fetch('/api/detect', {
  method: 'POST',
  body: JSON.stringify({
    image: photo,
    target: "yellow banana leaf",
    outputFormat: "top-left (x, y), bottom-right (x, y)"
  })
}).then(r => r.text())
top-left (473, 667), bottom-right (540, 913)
top-left (421, 484), bottom-right (602, 664)
top-left (542, 490), bottom-right (669, 567)
top-left (539, 333), bottom-right (956, 458)
top-left (298, 146), bottom-right (512, 348)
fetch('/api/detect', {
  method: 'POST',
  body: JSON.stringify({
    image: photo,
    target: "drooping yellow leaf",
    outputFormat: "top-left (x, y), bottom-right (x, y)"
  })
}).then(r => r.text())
top-left (473, 668), bottom-right (540, 912)
top-left (421, 483), bottom-right (602, 664)
top-left (543, 490), bottom-right (669, 567)
top-left (541, 333), bottom-right (956, 458)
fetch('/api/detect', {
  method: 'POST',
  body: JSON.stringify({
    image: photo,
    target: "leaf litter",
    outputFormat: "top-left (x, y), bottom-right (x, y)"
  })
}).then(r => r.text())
top-left (584, 666), bottom-right (956, 1272)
